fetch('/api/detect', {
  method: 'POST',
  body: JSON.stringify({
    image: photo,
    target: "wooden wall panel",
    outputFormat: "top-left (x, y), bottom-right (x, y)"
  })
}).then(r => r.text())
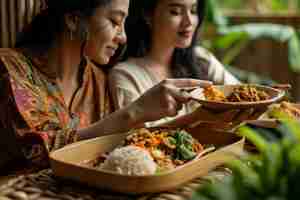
top-left (9, 0), bottom-right (17, 46)
top-left (0, 0), bottom-right (41, 47)
top-left (227, 15), bottom-right (300, 101)
top-left (0, 0), bottom-right (9, 47)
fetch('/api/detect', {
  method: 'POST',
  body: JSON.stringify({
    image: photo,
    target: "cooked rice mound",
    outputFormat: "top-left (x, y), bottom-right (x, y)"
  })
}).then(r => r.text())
top-left (100, 146), bottom-right (157, 175)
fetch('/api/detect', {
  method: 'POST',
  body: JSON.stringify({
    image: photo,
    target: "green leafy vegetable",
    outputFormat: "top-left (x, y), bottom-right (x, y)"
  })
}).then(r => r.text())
top-left (174, 130), bottom-right (197, 160)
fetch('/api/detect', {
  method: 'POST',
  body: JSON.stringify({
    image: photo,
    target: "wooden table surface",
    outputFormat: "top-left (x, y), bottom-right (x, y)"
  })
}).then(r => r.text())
top-left (0, 175), bottom-right (17, 186)
top-left (0, 169), bottom-right (223, 200)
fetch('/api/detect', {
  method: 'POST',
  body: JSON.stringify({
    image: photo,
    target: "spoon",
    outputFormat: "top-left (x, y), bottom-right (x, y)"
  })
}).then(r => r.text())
top-left (193, 146), bottom-right (216, 161)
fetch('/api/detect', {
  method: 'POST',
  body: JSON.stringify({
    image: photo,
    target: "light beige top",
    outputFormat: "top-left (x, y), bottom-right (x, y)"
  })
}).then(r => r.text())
top-left (109, 47), bottom-right (240, 127)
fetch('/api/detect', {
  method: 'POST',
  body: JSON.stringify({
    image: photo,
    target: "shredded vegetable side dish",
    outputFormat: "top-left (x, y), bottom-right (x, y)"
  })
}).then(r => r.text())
top-left (123, 128), bottom-right (204, 171)
top-left (90, 128), bottom-right (207, 175)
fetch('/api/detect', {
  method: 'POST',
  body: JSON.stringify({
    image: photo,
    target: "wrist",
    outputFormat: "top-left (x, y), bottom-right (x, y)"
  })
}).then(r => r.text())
top-left (125, 102), bottom-right (146, 127)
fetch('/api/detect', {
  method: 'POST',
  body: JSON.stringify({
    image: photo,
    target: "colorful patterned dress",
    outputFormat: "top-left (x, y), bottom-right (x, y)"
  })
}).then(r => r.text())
top-left (0, 48), bottom-right (112, 173)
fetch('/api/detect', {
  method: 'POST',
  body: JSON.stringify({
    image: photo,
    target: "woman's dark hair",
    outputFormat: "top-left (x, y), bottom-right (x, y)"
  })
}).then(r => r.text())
top-left (15, 0), bottom-right (111, 50)
top-left (123, 0), bottom-right (208, 79)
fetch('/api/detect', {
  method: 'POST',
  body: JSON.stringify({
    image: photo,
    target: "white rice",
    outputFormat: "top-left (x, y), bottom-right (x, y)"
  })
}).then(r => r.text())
top-left (100, 146), bottom-right (157, 175)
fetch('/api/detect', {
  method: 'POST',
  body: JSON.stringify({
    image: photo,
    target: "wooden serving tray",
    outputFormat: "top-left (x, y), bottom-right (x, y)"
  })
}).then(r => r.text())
top-left (50, 128), bottom-right (244, 194)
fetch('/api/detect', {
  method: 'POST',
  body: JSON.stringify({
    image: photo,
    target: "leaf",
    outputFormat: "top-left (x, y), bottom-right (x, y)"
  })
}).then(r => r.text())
top-left (221, 39), bottom-right (249, 65)
top-left (261, 143), bottom-right (283, 192)
top-left (267, 110), bottom-right (300, 143)
top-left (265, 197), bottom-right (286, 200)
top-left (287, 165), bottom-right (300, 198)
top-left (214, 32), bottom-right (249, 49)
top-left (269, 0), bottom-right (289, 11)
top-left (190, 193), bottom-right (212, 200)
top-left (288, 145), bottom-right (300, 171)
top-left (219, 23), bottom-right (295, 42)
top-left (237, 126), bottom-right (269, 153)
top-left (193, 178), bottom-right (238, 200)
top-left (246, 125), bottom-right (282, 142)
top-left (205, 0), bottom-right (228, 27)
top-left (288, 33), bottom-right (300, 73)
top-left (278, 120), bottom-right (300, 143)
top-left (228, 159), bottom-right (263, 195)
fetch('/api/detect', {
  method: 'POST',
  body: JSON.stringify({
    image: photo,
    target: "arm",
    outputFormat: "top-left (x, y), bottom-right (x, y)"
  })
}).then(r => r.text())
top-left (0, 71), bottom-right (25, 170)
top-left (0, 53), bottom-right (78, 170)
top-left (0, 68), bottom-right (68, 171)
top-left (109, 66), bottom-right (141, 110)
top-left (78, 78), bottom-right (212, 140)
top-left (0, 67), bottom-right (139, 169)
top-left (77, 102), bottom-right (143, 140)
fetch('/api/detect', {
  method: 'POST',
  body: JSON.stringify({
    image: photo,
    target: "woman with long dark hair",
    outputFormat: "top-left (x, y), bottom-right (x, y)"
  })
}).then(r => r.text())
top-left (109, 0), bottom-right (239, 126)
top-left (0, 0), bottom-right (210, 172)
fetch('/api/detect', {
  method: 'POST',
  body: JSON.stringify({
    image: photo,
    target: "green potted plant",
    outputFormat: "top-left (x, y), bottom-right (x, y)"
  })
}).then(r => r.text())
top-left (190, 112), bottom-right (300, 200)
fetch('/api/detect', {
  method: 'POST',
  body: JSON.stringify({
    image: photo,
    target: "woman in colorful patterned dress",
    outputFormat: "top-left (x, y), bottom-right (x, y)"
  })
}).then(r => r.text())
top-left (0, 0), bottom-right (211, 173)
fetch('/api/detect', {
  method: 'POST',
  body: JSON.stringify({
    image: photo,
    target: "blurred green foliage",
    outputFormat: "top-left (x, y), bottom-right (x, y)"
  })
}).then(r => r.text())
top-left (215, 0), bottom-right (298, 14)
top-left (191, 111), bottom-right (300, 200)
top-left (201, 0), bottom-right (300, 84)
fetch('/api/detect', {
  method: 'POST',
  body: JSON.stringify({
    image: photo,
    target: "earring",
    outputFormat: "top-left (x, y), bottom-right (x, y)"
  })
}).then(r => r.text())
top-left (70, 30), bottom-right (73, 41)
top-left (86, 30), bottom-right (90, 41)
top-left (145, 19), bottom-right (151, 26)
top-left (144, 17), bottom-right (152, 27)
top-left (118, 44), bottom-right (127, 58)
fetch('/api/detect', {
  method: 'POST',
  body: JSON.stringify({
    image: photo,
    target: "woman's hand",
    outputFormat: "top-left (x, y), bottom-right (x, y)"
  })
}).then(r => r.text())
top-left (195, 106), bottom-right (267, 122)
top-left (129, 78), bottom-right (212, 124)
top-left (78, 78), bottom-right (210, 139)
top-left (184, 106), bottom-right (268, 129)
top-left (160, 105), bottom-right (269, 130)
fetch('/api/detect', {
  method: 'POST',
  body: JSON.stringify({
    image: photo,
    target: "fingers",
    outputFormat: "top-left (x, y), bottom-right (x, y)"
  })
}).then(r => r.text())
top-left (162, 78), bottom-right (212, 88)
top-left (153, 79), bottom-right (212, 119)
top-left (217, 109), bottom-right (240, 122)
top-left (156, 79), bottom-right (212, 104)
top-left (158, 83), bottom-right (190, 103)
top-left (233, 108), bottom-right (255, 124)
top-left (165, 94), bottom-right (181, 117)
top-left (230, 107), bottom-right (268, 125)
top-left (193, 107), bottom-right (220, 121)
top-left (192, 107), bottom-right (239, 122)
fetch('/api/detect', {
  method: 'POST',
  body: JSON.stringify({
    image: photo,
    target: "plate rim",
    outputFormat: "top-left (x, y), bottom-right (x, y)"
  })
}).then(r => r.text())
top-left (190, 84), bottom-right (285, 108)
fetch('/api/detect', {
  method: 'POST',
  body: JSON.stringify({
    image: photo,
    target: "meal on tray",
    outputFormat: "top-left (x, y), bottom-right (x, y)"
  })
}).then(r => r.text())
top-left (92, 128), bottom-right (211, 176)
top-left (263, 101), bottom-right (300, 120)
top-left (204, 85), bottom-right (270, 102)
